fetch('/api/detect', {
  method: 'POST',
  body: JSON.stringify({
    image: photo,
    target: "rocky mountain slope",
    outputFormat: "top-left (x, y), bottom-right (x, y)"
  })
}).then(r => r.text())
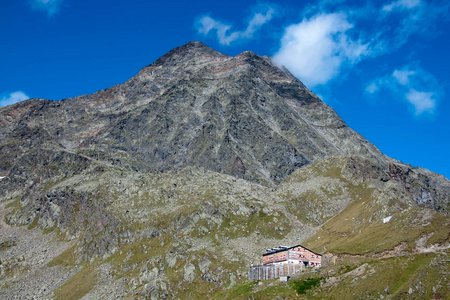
top-left (0, 42), bottom-right (382, 185)
top-left (0, 42), bottom-right (448, 299)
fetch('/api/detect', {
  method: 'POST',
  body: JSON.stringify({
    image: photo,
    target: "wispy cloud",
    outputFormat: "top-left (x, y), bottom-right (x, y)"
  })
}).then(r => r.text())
top-left (196, 6), bottom-right (275, 45)
top-left (365, 66), bottom-right (442, 115)
top-left (272, 13), bottom-right (368, 87)
top-left (382, 0), bottom-right (422, 12)
top-left (406, 90), bottom-right (436, 115)
top-left (271, 0), bottom-right (449, 87)
top-left (379, 0), bottom-right (450, 51)
top-left (0, 91), bottom-right (30, 107)
top-left (29, 0), bottom-right (64, 16)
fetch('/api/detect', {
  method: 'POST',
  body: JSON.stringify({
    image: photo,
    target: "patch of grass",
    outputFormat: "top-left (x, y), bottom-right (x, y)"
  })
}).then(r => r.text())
top-left (0, 239), bottom-right (16, 251)
top-left (336, 264), bottom-right (357, 275)
top-left (320, 185), bottom-right (343, 198)
top-left (313, 253), bottom-right (447, 299)
top-left (214, 281), bottom-right (256, 299)
top-left (306, 204), bottom-right (450, 254)
top-left (41, 178), bottom-right (65, 192)
top-left (53, 266), bottom-right (97, 300)
top-left (282, 188), bottom-right (346, 227)
top-left (425, 214), bottom-right (450, 246)
top-left (321, 166), bottom-right (343, 179)
top-left (278, 160), bottom-right (366, 227)
top-left (282, 158), bottom-right (345, 184)
top-left (27, 217), bottom-right (39, 230)
top-left (43, 226), bottom-right (56, 234)
top-left (213, 280), bottom-right (301, 300)
top-left (48, 246), bottom-right (77, 267)
top-left (148, 204), bottom-right (198, 229)
top-left (251, 284), bottom-right (302, 299)
top-left (161, 247), bottom-right (248, 299)
top-left (289, 277), bottom-right (323, 295)
top-left (219, 209), bottom-right (291, 239)
top-left (5, 198), bottom-right (21, 210)
top-left (107, 235), bottom-right (172, 279)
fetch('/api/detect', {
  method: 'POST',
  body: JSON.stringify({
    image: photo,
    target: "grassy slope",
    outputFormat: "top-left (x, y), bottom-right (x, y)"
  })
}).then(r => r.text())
top-left (53, 266), bottom-right (97, 300)
top-left (214, 252), bottom-right (449, 299)
top-left (5, 157), bottom-right (449, 299)
top-left (234, 157), bottom-right (450, 299)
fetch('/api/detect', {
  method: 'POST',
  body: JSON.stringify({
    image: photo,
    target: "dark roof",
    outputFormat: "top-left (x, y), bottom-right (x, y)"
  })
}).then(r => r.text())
top-left (262, 244), bottom-right (322, 257)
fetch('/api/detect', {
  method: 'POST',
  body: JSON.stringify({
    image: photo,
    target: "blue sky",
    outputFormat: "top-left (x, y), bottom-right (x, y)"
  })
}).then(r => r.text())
top-left (1, 0), bottom-right (449, 178)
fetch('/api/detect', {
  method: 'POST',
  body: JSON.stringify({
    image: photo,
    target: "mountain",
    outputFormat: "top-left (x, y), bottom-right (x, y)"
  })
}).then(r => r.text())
top-left (0, 42), bottom-right (383, 185)
top-left (0, 42), bottom-right (448, 299)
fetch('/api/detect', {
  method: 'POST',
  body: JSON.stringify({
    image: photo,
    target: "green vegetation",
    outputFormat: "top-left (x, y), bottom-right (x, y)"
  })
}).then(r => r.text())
top-left (212, 281), bottom-right (256, 299)
top-left (106, 235), bottom-right (173, 281)
top-left (218, 209), bottom-right (290, 239)
top-left (0, 240), bottom-right (16, 251)
top-left (5, 158), bottom-right (447, 299)
top-left (280, 187), bottom-right (346, 226)
top-left (27, 217), bottom-right (39, 229)
top-left (248, 284), bottom-right (301, 299)
top-left (40, 177), bottom-right (67, 193)
top-left (306, 204), bottom-right (450, 254)
top-left (48, 246), bottom-right (78, 267)
top-left (282, 159), bottom-right (450, 255)
top-left (208, 253), bottom-right (449, 299)
top-left (312, 253), bottom-right (449, 299)
top-left (211, 276), bottom-right (326, 299)
top-left (278, 158), bottom-right (372, 227)
top-left (5, 198), bottom-right (22, 210)
top-left (53, 266), bottom-right (97, 300)
top-left (43, 226), bottom-right (57, 234)
top-left (212, 280), bottom-right (302, 299)
top-left (166, 247), bottom-right (247, 299)
top-left (336, 264), bottom-right (357, 275)
top-left (289, 277), bottom-right (323, 295)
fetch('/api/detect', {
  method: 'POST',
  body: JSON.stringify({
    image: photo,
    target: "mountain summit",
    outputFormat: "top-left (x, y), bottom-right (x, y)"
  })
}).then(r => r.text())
top-left (1, 41), bottom-right (381, 185)
top-left (0, 42), bottom-right (449, 299)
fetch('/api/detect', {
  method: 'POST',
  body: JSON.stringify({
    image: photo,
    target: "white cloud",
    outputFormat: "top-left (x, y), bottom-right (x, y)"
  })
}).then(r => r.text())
top-left (406, 90), bottom-right (435, 115)
top-left (29, 0), bottom-right (63, 16)
top-left (365, 82), bottom-right (379, 94)
top-left (379, 0), bottom-right (450, 52)
top-left (196, 6), bottom-right (275, 45)
top-left (272, 13), bottom-right (368, 87)
top-left (382, 0), bottom-right (421, 12)
top-left (365, 66), bottom-right (441, 115)
top-left (392, 69), bottom-right (415, 85)
top-left (271, 0), bottom-right (449, 87)
top-left (0, 91), bottom-right (30, 107)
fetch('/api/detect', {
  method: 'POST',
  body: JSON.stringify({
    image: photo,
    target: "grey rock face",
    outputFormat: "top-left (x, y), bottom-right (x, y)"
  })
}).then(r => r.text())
top-left (0, 41), bottom-right (382, 186)
top-left (183, 263), bottom-right (196, 282)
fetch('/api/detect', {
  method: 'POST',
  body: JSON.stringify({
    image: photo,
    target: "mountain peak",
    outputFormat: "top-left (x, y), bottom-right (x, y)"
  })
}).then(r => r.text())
top-left (151, 41), bottom-right (226, 67)
top-left (180, 40), bottom-right (212, 50)
top-left (0, 41), bottom-right (383, 185)
top-left (169, 41), bottom-right (216, 54)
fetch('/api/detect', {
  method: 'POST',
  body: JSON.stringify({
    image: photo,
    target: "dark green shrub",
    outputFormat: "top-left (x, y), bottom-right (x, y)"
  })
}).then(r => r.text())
top-left (289, 277), bottom-right (323, 294)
